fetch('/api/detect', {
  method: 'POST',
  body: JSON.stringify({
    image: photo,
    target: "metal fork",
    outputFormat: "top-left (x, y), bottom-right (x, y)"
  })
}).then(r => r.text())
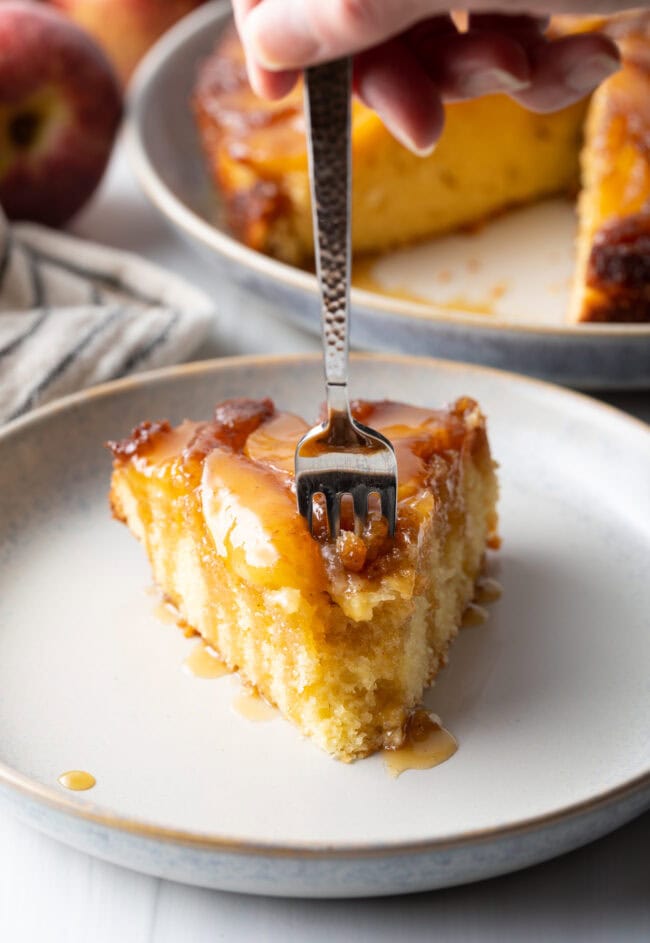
top-left (295, 59), bottom-right (398, 539)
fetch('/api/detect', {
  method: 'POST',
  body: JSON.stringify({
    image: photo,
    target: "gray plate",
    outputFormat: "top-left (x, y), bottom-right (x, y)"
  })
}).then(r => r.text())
top-left (0, 354), bottom-right (649, 897)
top-left (126, 2), bottom-right (650, 389)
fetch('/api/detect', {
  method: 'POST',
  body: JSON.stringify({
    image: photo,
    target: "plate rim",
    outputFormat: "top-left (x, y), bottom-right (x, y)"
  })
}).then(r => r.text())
top-left (1, 351), bottom-right (649, 859)
top-left (125, 1), bottom-right (650, 342)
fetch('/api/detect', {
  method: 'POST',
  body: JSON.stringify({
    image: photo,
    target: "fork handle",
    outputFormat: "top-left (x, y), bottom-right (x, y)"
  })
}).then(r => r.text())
top-left (304, 58), bottom-right (352, 391)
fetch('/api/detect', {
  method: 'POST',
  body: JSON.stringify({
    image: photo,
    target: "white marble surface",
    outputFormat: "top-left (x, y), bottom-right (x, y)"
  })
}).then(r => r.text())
top-left (1, 142), bottom-right (649, 942)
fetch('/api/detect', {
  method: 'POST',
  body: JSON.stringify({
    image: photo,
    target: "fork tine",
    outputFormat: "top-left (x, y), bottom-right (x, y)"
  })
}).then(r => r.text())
top-left (297, 479), bottom-right (313, 533)
top-left (324, 488), bottom-right (340, 538)
top-left (381, 485), bottom-right (397, 538)
top-left (352, 487), bottom-right (368, 533)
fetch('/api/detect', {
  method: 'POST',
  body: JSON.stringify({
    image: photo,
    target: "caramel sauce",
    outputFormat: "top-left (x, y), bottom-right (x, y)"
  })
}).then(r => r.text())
top-left (352, 260), bottom-right (497, 316)
top-left (153, 600), bottom-right (179, 625)
top-left (58, 770), bottom-right (96, 791)
top-left (352, 260), bottom-right (436, 306)
top-left (202, 446), bottom-right (328, 598)
top-left (153, 598), bottom-right (197, 637)
top-left (232, 690), bottom-right (277, 722)
top-left (475, 576), bottom-right (503, 604)
top-left (141, 420), bottom-right (200, 468)
top-left (184, 641), bottom-right (230, 679)
top-left (115, 398), bottom-right (492, 601)
top-left (245, 410), bottom-right (309, 477)
top-left (108, 420), bottom-right (200, 470)
top-left (383, 711), bottom-right (457, 778)
top-left (462, 602), bottom-right (490, 627)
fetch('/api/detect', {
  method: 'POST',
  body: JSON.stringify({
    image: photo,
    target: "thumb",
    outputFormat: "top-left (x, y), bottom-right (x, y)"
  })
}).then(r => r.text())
top-left (243, 0), bottom-right (440, 69)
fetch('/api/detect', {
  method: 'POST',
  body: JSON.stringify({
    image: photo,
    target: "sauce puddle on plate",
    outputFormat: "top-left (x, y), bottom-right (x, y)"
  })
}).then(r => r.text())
top-left (58, 770), bottom-right (96, 791)
top-left (383, 710), bottom-right (457, 778)
top-left (475, 576), bottom-right (503, 604)
top-left (153, 597), bottom-right (197, 638)
top-left (461, 577), bottom-right (503, 628)
top-left (461, 603), bottom-right (490, 628)
top-left (184, 641), bottom-right (230, 679)
top-left (232, 690), bottom-right (277, 723)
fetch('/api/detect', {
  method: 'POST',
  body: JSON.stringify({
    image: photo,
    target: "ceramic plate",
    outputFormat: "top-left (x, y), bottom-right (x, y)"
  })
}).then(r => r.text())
top-left (126, 3), bottom-right (650, 389)
top-left (0, 354), bottom-right (649, 898)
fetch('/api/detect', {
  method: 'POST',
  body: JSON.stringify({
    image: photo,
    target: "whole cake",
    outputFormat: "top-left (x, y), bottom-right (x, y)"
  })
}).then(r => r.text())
top-left (193, 13), bottom-right (650, 323)
top-left (109, 397), bottom-right (498, 761)
top-left (194, 26), bottom-right (587, 266)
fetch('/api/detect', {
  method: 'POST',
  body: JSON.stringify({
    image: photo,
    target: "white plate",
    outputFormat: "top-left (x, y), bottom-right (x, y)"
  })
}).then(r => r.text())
top-left (126, 3), bottom-right (650, 389)
top-left (0, 354), bottom-right (649, 897)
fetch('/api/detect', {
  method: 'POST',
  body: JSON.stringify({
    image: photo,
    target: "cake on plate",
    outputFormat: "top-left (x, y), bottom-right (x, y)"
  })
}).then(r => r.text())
top-left (108, 396), bottom-right (498, 761)
top-left (192, 13), bottom-right (650, 323)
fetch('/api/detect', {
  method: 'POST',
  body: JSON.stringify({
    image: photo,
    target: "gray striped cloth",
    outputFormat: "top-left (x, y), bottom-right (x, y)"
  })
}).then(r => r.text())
top-left (0, 210), bottom-right (213, 424)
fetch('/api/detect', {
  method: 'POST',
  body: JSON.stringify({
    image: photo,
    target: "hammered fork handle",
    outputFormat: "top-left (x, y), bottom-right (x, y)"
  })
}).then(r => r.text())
top-left (304, 59), bottom-right (352, 402)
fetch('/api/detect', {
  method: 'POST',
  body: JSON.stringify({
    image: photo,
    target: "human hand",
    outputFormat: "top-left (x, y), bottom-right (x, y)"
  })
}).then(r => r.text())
top-left (232, 0), bottom-right (621, 154)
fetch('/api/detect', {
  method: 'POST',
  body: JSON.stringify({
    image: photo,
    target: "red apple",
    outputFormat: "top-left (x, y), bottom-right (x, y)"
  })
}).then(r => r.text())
top-left (0, 1), bottom-right (122, 227)
top-left (49, 0), bottom-right (208, 85)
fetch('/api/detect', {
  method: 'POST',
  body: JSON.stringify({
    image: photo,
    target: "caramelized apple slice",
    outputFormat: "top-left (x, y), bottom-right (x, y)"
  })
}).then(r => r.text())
top-left (244, 411), bottom-right (309, 477)
top-left (201, 447), bottom-right (326, 604)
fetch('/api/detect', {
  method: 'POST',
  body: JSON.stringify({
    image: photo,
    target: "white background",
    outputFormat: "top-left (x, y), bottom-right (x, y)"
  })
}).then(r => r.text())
top-left (1, 141), bottom-right (648, 942)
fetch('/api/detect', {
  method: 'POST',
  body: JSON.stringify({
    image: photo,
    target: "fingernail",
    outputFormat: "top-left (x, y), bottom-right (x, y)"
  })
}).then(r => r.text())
top-left (457, 68), bottom-right (529, 98)
top-left (379, 115), bottom-right (436, 157)
top-left (245, 1), bottom-right (320, 70)
top-left (565, 54), bottom-right (620, 94)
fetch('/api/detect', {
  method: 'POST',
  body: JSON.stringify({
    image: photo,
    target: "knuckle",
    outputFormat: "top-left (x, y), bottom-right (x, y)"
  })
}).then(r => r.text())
top-left (334, 0), bottom-right (381, 37)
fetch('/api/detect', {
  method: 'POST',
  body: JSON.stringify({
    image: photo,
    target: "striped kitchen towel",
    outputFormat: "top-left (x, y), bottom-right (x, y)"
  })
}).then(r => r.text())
top-left (0, 209), bottom-right (213, 424)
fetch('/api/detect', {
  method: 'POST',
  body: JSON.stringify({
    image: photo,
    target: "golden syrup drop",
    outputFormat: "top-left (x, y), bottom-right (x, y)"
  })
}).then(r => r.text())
top-left (384, 711), bottom-right (457, 779)
top-left (153, 598), bottom-right (197, 638)
top-left (184, 641), bottom-right (230, 679)
top-left (232, 690), bottom-right (277, 722)
top-left (462, 602), bottom-right (489, 628)
top-left (153, 600), bottom-right (178, 625)
top-left (475, 577), bottom-right (503, 604)
top-left (58, 770), bottom-right (96, 791)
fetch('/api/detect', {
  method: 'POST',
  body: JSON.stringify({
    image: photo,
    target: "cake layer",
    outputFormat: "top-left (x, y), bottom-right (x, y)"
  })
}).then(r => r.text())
top-left (109, 398), bottom-right (498, 761)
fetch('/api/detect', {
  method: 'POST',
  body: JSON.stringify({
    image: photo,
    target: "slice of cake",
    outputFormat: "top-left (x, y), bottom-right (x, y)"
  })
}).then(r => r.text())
top-left (569, 11), bottom-right (650, 322)
top-left (193, 26), bottom-right (587, 266)
top-left (108, 397), bottom-right (498, 761)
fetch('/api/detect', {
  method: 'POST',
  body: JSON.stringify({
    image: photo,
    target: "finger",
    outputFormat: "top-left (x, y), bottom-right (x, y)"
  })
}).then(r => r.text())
top-left (513, 33), bottom-right (620, 112)
top-left (247, 62), bottom-right (299, 100)
top-left (232, 0), bottom-right (299, 98)
top-left (467, 13), bottom-right (550, 40)
top-left (409, 29), bottom-right (532, 100)
top-left (243, 0), bottom-right (435, 70)
top-left (354, 38), bottom-right (444, 155)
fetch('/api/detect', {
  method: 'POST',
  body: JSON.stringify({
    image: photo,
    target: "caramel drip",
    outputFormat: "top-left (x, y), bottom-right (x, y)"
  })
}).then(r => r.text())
top-left (184, 641), bottom-right (230, 679)
top-left (384, 711), bottom-right (457, 778)
top-left (232, 690), bottom-right (277, 722)
top-left (153, 600), bottom-right (178, 625)
top-left (475, 576), bottom-right (503, 604)
top-left (462, 602), bottom-right (489, 627)
top-left (58, 770), bottom-right (96, 791)
top-left (153, 599), bottom-right (197, 637)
